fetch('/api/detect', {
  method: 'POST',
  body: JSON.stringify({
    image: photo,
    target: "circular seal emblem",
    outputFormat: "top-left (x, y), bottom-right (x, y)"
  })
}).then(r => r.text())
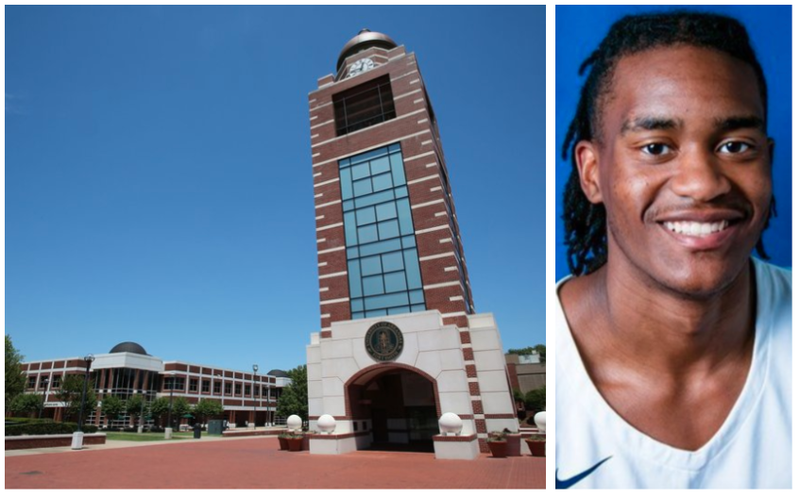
top-left (365, 321), bottom-right (404, 362)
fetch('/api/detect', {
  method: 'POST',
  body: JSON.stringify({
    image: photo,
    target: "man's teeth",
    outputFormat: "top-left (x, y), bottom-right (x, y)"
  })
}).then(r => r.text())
top-left (664, 220), bottom-right (729, 236)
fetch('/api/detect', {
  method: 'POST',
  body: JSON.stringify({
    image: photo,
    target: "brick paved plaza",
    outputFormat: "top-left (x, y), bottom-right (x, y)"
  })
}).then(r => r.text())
top-left (5, 436), bottom-right (545, 489)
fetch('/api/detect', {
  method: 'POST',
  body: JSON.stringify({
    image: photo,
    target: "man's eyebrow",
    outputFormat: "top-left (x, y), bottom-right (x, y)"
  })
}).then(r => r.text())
top-left (714, 115), bottom-right (766, 132)
top-left (620, 117), bottom-right (681, 135)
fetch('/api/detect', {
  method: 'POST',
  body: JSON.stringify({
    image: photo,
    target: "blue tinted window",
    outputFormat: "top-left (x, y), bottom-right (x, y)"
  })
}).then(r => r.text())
top-left (363, 275), bottom-right (384, 296)
top-left (390, 153), bottom-right (406, 185)
top-left (344, 212), bottom-right (357, 246)
top-left (384, 272), bottom-right (407, 293)
top-left (409, 290), bottom-right (425, 304)
top-left (359, 239), bottom-right (402, 257)
top-left (376, 202), bottom-right (397, 221)
top-left (356, 207), bottom-right (376, 226)
top-left (404, 249), bottom-right (422, 289)
top-left (382, 252), bottom-right (404, 272)
top-left (339, 143), bottom-right (426, 317)
top-left (358, 225), bottom-right (378, 244)
top-left (397, 199), bottom-right (414, 235)
top-left (348, 260), bottom-right (362, 298)
top-left (354, 190), bottom-right (394, 209)
top-left (371, 156), bottom-right (390, 174)
top-left (378, 220), bottom-right (400, 240)
top-left (353, 178), bottom-right (372, 196)
top-left (361, 255), bottom-right (382, 276)
top-left (340, 168), bottom-right (353, 200)
top-left (365, 293), bottom-right (409, 310)
top-left (372, 173), bottom-right (393, 192)
top-left (351, 163), bottom-right (370, 180)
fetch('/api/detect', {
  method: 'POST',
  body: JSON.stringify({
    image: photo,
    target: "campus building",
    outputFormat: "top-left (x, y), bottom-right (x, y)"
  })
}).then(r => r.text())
top-left (19, 341), bottom-right (290, 428)
top-left (306, 30), bottom-right (518, 457)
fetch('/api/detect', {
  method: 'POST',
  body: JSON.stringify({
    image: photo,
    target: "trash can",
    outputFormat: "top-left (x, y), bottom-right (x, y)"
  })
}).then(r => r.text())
top-left (194, 423), bottom-right (202, 439)
top-left (207, 419), bottom-right (223, 435)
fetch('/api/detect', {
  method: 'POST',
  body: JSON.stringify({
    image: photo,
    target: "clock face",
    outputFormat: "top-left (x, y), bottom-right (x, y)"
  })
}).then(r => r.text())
top-left (348, 58), bottom-right (375, 77)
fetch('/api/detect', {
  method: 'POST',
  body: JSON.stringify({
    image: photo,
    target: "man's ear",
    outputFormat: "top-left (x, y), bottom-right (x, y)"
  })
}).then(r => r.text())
top-left (575, 140), bottom-right (603, 204)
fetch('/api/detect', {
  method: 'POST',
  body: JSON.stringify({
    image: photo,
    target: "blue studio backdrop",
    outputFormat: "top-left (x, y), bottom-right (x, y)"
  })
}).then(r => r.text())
top-left (555, 5), bottom-right (792, 280)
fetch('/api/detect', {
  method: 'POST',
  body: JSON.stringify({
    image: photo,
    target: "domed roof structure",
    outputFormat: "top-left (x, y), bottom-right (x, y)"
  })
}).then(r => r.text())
top-left (267, 369), bottom-right (289, 378)
top-left (109, 341), bottom-right (148, 355)
top-left (336, 29), bottom-right (398, 72)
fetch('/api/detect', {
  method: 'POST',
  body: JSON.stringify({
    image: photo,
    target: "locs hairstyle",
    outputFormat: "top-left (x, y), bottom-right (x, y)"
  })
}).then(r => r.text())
top-left (561, 11), bottom-right (775, 276)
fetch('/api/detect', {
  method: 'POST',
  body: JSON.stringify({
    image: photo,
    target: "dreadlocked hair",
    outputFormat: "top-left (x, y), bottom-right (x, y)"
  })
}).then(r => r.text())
top-left (561, 11), bottom-right (774, 276)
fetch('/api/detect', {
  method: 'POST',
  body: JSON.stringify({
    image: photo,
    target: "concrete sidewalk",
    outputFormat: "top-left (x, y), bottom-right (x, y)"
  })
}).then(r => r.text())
top-left (5, 436), bottom-right (545, 489)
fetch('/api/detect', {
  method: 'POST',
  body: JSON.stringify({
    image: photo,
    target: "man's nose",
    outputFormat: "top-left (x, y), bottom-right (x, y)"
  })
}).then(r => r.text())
top-left (668, 148), bottom-right (731, 202)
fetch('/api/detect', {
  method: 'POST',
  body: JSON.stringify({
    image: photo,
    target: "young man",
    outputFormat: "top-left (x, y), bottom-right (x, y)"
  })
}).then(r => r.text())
top-left (556, 12), bottom-right (791, 489)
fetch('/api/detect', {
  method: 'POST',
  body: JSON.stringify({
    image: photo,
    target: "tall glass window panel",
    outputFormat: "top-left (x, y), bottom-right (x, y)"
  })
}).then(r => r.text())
top-left (339, 143), bottom-right (426, 317)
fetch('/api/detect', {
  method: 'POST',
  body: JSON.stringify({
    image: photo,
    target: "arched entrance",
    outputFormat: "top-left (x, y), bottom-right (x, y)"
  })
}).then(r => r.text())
top-left (346, 365), bottom-right (440, 453)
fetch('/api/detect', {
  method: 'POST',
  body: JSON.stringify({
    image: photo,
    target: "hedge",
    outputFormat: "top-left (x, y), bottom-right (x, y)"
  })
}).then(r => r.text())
top-left (5, 422), bottom-right (99, 436)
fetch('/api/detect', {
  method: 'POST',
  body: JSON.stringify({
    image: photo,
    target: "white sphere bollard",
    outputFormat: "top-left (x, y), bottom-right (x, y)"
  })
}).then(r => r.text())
top-left (317, 414), bottom-right (336, 434)
top-left (438, 412), bottom-right (463, 435)
top-left (534, 411), bottom-right (546, 433)
top-left (287, 414), bottom-right (302, 432)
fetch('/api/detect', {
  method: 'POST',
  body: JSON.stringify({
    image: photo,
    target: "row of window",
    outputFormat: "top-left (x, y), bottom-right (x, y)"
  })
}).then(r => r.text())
top-left (27, 375), bottom-right (62, 390)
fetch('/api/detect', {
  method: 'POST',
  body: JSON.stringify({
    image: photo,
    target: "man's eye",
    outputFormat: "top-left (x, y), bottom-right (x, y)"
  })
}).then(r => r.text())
top-left (718, 141), bottom-right (752, 154)
top-left (642, 143), bottom-right (671, 156)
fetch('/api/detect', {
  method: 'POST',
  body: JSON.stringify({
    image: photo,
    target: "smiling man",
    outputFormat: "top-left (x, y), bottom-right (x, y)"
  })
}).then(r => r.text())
top-left (555, 12), bottom-right (791, 489)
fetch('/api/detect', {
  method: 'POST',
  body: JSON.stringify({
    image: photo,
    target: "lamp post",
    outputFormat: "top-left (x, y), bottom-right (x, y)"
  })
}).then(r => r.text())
top-left (138, 390), bottom-right (147, 434)
top-left (38, 377), bottom-right (49, 419)
top-left (267, 376), bottom-right (272, 427)
top-left (252, 364), bottom-right (258, 429)
top-left (165, 371), bottom-right (176, 440)
top-left (71, 354), bottom-right (94, 450)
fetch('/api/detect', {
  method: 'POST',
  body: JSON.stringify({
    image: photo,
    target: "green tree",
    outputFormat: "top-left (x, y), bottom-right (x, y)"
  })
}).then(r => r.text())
top-left (507, 344), bottom-right (546, 363)
top-left (56, 374), bottom-right (97, 423)
top-left (276, 365), bottom-right (307, 422)
top-left (534, 344), bottom-right (546, 363)
top-left (10, 393), bottom-right (43, 417)
top-left (149, 397), bottom-right (171, 426)
top-left (172, 397), bottom-right (191, 426)
top-left (100, 395), bottom-right (126, 425)
top-left (126, 394), bottom-right (146, 426)
top-left (5, 335), bottom-right (27, 405)
top-left (193, 399), bottom-right (224, 425)
top-left (524, 386), bottom-right (546, 413)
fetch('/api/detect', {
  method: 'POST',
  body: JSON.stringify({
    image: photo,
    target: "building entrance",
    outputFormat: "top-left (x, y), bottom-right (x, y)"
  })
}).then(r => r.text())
top-left (347, 367), bottom-right (439, 453)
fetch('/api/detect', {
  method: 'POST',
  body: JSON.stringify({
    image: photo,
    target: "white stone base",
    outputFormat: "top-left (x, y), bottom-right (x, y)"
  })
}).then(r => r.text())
top-left (164, 428), bottom-right (173, 440)
top-left (309, 434), bottom-right (370, 455)
top-left (433, 435), bottom-right (480, 460)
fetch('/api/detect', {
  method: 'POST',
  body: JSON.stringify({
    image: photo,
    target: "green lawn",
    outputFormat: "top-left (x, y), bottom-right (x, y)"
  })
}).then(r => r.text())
top-left (103, 431), bottom-right (222, 442)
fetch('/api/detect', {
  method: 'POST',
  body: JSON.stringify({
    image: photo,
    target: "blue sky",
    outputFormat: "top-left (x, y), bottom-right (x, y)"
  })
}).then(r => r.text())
top-left (5, 5), bottom-right (546, 372)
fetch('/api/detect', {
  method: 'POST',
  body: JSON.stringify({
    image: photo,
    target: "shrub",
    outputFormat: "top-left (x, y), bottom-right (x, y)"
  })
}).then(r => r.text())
top-left (487, 431), bottom-right (507, 442)
top-left (524, 386), bottom-right (546, 413)
top-left (5, 422), bottom-right (80, 436)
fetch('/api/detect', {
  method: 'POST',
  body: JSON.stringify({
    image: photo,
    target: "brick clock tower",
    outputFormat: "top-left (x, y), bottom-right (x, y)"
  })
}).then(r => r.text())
top-left (306, 30), bottom-right (518, 458)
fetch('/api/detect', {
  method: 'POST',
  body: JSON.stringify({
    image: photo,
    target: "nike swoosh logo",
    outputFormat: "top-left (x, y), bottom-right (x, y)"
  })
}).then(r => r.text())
top-left (556, 456), bottom-right (613, 489)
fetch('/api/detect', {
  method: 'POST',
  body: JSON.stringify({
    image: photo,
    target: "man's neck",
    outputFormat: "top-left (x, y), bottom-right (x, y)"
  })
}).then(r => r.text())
top-left (593, 257), bottom-right (755, 376)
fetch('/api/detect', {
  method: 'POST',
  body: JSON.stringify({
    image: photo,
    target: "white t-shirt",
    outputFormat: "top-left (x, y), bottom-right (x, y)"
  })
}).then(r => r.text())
top-left (555, 258), bottom-right (792, 489)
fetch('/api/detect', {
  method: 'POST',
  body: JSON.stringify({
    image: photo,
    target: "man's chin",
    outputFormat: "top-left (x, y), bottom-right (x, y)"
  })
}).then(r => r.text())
top-left (646, 259), bottom-right (750, 301)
